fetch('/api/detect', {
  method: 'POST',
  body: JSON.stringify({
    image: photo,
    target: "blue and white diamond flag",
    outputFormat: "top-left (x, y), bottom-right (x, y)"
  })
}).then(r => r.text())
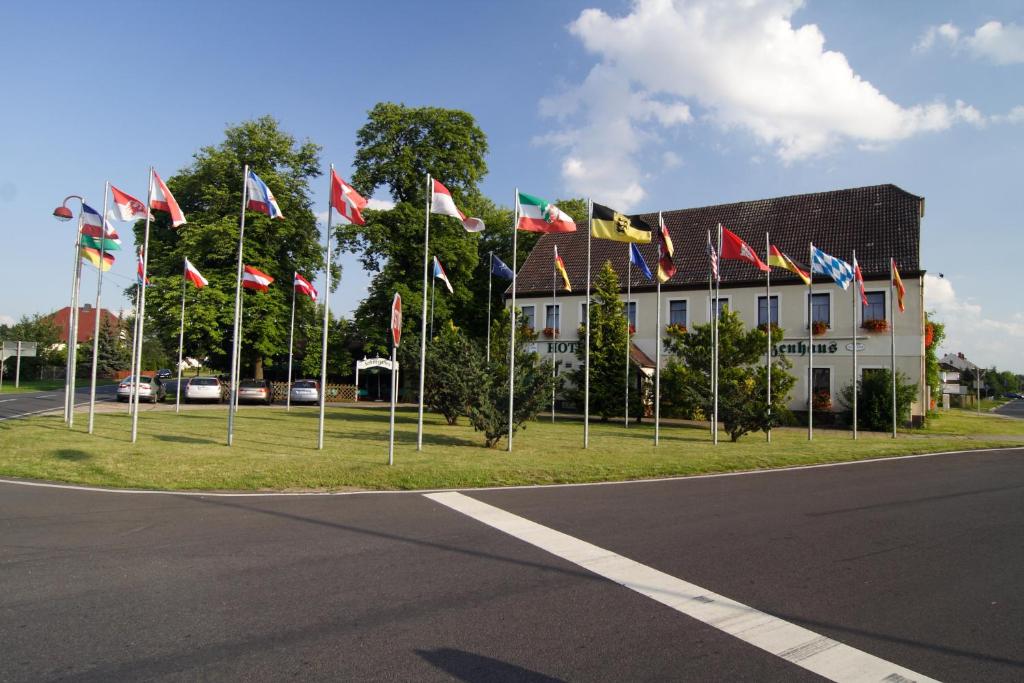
top-left (810, 245), bottom-right (854, 290)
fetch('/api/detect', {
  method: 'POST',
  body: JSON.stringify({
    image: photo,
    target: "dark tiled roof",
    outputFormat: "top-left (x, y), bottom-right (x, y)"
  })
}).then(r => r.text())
top-left (511, 184), bottom-right (922, 296)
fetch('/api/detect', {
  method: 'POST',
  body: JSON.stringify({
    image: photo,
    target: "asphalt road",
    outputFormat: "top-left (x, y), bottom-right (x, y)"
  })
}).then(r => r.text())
top-left (0, 384), bottom-right (117, 421)
top-left (2, 448), bottom-right (1023, 681)
top-left (994, 399), bottom-right (1024, 419)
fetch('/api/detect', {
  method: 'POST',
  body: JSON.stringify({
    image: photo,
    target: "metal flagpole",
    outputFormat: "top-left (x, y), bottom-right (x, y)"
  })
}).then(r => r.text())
top-left (175, 260), bottom-right (187, 413)
top-left (625, 245), bottom-right (631, 427)
top-left (226, 165), bottom-right (248, 446)
top-left (655, 212), bottom-right (663, 446)
top-left (128, 263), bottom-right (141, 415)
top-left (808, 242), bottom-right (814, 442)
top-left (430, 262), bottom-right (436, 340)
top-left (389, 338), bottom-right (397, 466)
top-left (976, 365), bottom-right (981, 415)
top-left (64, 208), bottom-right (85, 423)
top-left (67, 226), bottom-right (85, 427)
top-left (87, 181), bottom-right (111, 434)
top-left (852, 250), bottom-right (858, 439)
top-left (286, 273), bottom-right (296, 412)
top-left (551, 245), bottom-right (557, 422)
top-left (130, 169), bottom-right (155, 443)
top-left (233, 292), bottom-right (244, 414)
top-left (584, 199), bottom-right (592, 449)
top-left (707, 229), bottom-right (713, 439)
top-left (766, 232), bottom-right (772, 444)
top-left (486, 251), bottom-right (493, 364)
top-left (507, 189), bottom-right (519, 452)
top-left (716, 224), bottom-right (724, 446)
top-left (417, 174), bottom-right (431, 451)
top-left (890, 258), bottom-right (897, 438)
top-left (318, 166), bottom-right (335, 450)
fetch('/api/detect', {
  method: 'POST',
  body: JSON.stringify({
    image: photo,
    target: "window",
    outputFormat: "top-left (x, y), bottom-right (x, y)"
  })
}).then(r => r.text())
top-left (626, 301), bottom-right (637, 328)
top-left (521, 305), bottom-right (535, 331)
top-left (810, 293), bottom-right (830, 327)
top-left (711, 297), bottom-right (730, 320)
top-left (669, 300), bottom-right (687, 327)
top-left (862, 291), bottom-right (886, 322)
top-left (545, 304), bottom-right (560, 330)
top-left (812, 368), bottom-right (831, 396)
top-left (757, 295), bottom-right (779, 327)
top-left (580, 302), bottom-right (589, 325)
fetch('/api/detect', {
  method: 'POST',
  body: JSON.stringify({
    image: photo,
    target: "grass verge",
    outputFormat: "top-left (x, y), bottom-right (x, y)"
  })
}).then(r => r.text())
top-left (0, 406), bottom-right (1020, 492)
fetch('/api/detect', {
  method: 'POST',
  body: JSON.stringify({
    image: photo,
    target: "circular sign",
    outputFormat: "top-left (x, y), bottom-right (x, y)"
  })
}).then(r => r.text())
top-left (391, 293), bottom-right (402, 347)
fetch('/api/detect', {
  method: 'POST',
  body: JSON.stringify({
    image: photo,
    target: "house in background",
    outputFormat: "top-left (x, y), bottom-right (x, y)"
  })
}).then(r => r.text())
top-left (47, 304), bottom-right (120, 347)
top-left (939, 352), bottom-right (984, 408)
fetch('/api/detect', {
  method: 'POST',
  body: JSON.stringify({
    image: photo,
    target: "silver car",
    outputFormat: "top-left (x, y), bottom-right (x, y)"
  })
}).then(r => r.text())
top-left (184, 376), bottom-right (222, 403)
top-left (289, 379), bottom-right (320, 405)
top-left (116, 376), bottom-right (166, 403)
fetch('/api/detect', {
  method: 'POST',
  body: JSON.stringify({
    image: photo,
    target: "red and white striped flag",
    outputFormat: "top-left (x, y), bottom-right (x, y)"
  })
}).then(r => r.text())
top-left (151, 170), bottom-right (186, 228)
top-left (110, 185), bottom-right (150, 222)
top-left (293, 272), bottom-right (317, 301)
top-left (136, 249), bottom-right (150, 286)
top-left (431, 179), bottom-right (484, 232)
top-left (330, 169), bottom-right (366, 226)
top-left (242, 265), bottom-right (274, 292)
top-left (184, 258), bottom-right (208, 288)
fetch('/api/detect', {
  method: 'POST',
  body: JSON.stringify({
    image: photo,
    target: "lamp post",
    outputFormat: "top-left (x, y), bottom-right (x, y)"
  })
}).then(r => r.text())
top-left (52, 196), bottom-right (85, 427)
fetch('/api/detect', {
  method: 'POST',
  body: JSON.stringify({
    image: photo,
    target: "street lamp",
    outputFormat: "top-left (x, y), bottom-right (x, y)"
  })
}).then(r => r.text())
top-left (52, 195), bottom-right (85, 427)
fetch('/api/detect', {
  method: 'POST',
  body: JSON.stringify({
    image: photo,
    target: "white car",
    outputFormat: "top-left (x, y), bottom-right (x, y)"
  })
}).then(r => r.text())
top-left (116, 376), bottom-right (165, 403)
top-left (184, 377), bottom-right (222, 403)
top-left (289, 380), bottom-right (320, 405)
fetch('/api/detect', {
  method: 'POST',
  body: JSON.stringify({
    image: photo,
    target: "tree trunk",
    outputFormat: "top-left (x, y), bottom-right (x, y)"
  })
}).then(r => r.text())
top-left (254, 356), bottom-right (264, 380)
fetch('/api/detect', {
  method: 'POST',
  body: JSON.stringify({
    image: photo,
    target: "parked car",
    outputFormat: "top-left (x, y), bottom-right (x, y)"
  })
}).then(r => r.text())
top-left (289, 379), bottom-right (320, 405)
top-left (185, 376), bottom-right (222, 403)
top-left (156, 368), bottom-right (173, 379)
top-left (238, 379), bottom-right (272, 405)
top-left (116, 376), bottom-right (166, 403)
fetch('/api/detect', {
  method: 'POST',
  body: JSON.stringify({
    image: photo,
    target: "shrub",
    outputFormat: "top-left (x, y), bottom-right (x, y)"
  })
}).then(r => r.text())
top-left (839, 369), bottom-right (918, 431)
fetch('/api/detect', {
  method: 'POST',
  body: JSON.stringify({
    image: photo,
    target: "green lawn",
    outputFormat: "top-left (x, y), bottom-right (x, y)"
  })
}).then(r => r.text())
top-left (0, 405), bottom-right (1021, 492)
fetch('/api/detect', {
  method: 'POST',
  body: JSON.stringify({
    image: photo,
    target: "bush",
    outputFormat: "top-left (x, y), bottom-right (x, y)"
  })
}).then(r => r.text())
top-left (425, 322), bottom-right (483, 425)
top-left (839, 369), bottom-right (917, 431)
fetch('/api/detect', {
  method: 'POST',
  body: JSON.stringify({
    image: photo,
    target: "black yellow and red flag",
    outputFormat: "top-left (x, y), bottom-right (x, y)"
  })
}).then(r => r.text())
top-left (591, 202), bottom-right (652, 243)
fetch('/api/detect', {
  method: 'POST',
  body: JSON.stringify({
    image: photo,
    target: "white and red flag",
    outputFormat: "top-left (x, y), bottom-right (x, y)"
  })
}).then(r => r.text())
top-left (246, 170), bottom-right (284, 219)
top-left (136, 249), bottom-right (150, 286)
top-left (242, 265), bottom-right (274, 292)
top-left (330, 170), bottom-right (366, 226)
top-left (184, 258), bottom-right (209, 289)
top-left (720, 226), bottom-right (769, 272)
top-left (432, 256), bottom-right (453, 293)
top-left (430, 179), bottom-right (484, 232)
top-left (150, 171), bottom-right (186, 228)
top-left (110, 185), bottom-right (150, 222)
top-left (293, 272), bottom-right (317, 301)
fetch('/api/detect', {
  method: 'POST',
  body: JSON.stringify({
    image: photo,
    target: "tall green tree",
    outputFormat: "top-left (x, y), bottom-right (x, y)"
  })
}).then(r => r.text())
top-left (662, 309), bottom-right (795, 441)
top-left (130, 116), bottom-right (325, 378)
top-left (425, 322), bottom-right (484, 425)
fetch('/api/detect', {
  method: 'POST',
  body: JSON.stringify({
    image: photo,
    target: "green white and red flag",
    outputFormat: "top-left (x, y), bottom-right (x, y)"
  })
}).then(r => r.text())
top-left (516, 192), bottom-right (576, 233)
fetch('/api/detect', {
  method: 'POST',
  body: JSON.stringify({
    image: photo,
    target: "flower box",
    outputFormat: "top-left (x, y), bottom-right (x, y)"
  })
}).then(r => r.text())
top-left (542, 327), bottom-right (559, 338)
top-left (812, 390), bottom-right (832, 412)
top-left (666, 323), bottom-right (688, 335)
top-left (628, 324), bottom-right (636, 335)
top-left (758, 322), bottom-right (780, 333)
top-left (862, 319), bottom-right (889, 332)
top-left (811, 321), bottom-right (830, 336)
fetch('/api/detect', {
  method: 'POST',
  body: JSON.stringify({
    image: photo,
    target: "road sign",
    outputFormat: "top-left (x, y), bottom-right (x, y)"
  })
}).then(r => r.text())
top-left (391, 293), bottom-right (402, 347)
top-left (1, 341), bottom-right (37, 361)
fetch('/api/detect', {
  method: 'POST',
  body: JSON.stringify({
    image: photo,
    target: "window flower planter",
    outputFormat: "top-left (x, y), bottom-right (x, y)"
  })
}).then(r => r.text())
top-left (812, 390), bottom-right (832, 412)
top-left (666, 323), bottom-right (688, 335)
top-left (862, 319), bottom-right (889, 333)
top-left (811, 321), bottom-right (830, 336)
top-left (628, 324), bottom-right (636, 335)
top-left (758, 322), bottom-right (780, 333)
top-left (542, 327), bottom-right (559, 338)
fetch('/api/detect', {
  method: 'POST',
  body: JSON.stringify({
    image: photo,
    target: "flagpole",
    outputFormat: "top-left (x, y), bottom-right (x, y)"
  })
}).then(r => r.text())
top-left (64, 208), bottom-right (85, 424)
top-left (487, 251), bottom-right (493, 365)
top-left (507, 189), bottom-right (519, 452)
top-left (430, 262), bottom-right (436, 340)
top-left (655, 212), bottom-right (663, 447)
top-left (584, 198), bottom-right (592, 449)
top-left (417, 174), bottom-right (431, 451)
top-left (175, 259), bottom-right (186, 413)
top-left (625, 245), bottom-right (631, 427)
top-left (287, 273), bottom-right (296, 412)
top-left (130, 168), bottom-right (155, 443)
top-left (707, 229), bottom-right (713, 439)
top-left (128, 270), bottom-right (141, 415)
top-left (87, 181), bottom-right (111, 434)
top-left (713, 223), bottom-right (721, 445)
top-left (551, 245), bottom-right (556, 423)
top-left (852, 250), bottom-right (858, 439)
top-left (226, 164), bottom-right (248, 446)
top-left (67, 224), bottom-right (85, 427)
top-left (890, 258), bottom-right (897, 439)
top-left (808, 242), bottom-right (814, 442)
top-left (318, 166), bottom-right (335, 450)
top-left (766, 232), bottom-right (772, 444)
top-left (233, 292), bottom-right (244, 415)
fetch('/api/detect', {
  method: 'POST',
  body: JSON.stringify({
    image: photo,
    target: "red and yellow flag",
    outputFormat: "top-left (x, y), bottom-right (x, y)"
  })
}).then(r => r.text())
top-left (892, 258), bottom-right (906, 312)
top-left (554, 245), bottom-right (571, 291)
top-left (768, 245), bottom-right (811, 285)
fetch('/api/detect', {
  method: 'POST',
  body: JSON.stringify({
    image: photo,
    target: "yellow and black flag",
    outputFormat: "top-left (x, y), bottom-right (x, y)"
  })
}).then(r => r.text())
top-left (591, 202), bottom-right (652, 244)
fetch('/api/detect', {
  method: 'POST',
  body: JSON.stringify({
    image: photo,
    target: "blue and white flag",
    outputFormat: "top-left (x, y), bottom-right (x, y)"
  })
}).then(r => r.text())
top-left (246, 169), bottom-right (285, 219)
top-left (629, 243), bottom-right (654, 281)
top-left (810, 244), bottom-right (854, 290)
top-left (432, 256), bottom-right (453, 293)
top-left (491, 254), bottom-right (514, 280)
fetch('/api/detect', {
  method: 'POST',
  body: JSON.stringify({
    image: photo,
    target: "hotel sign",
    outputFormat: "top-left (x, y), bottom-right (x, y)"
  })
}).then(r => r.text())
top-left (773, 341), bottom-right (866, 357)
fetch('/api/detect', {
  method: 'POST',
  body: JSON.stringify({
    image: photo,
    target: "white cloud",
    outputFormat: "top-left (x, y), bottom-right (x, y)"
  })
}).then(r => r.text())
top-left (366, 197), bottom-right (396, 211)
top-left (991, 105), bottom-right (1024, 125)
top-left (0, 314), bottom-right (14, 326)
top-left (916, 20), bottom-right (1024, 64)
top-left (662, 150), bottom-right (683, 169)
top-left (544, 0), bottom-right (979, 208)
top-left (924, 274), bottom-right (1024, 372)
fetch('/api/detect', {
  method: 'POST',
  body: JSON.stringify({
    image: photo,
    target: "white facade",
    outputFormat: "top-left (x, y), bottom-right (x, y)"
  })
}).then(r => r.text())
top-left (512, 275), bottom-right (927, 422)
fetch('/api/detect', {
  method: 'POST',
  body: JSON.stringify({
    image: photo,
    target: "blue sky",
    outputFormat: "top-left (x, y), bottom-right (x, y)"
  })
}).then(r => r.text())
top-left (1, 1), bottom-right (1022, 370)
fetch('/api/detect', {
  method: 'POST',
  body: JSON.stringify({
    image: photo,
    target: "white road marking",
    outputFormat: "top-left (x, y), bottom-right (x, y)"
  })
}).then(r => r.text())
top-left (0, 446), bottom-right (1019, 497)
top-left (425, 491), bottom-right (939, 683)
top-left (0, 399), bottom-right (15, 403)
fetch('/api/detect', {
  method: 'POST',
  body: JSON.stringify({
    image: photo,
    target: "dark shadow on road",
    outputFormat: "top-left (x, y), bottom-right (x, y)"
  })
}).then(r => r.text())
top-left (416, 648), bottom-right (565, 682)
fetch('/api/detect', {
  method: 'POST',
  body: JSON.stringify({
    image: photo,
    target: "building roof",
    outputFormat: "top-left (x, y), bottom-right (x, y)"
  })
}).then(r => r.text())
top-left (49, 306), bottom-right (121, 344)
top-left (511, 184), bottom-right (923, 296)
top-left (939, 352), bottom-right (979, 373)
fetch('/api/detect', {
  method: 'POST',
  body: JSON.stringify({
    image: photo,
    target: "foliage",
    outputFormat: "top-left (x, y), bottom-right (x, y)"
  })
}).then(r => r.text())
top-left (839, 369), bottom-right (918, 431)
top-left (1, 313), bottom-right (66, 381)
top-left (299, 315), bottom-right (358, 382)
top-left (467, 310), bottom-right (554, 447)
top-left (95, 316), bottom-right (129, 377)
top-left (129, 116), bottom-right (325, 378)
top-left (662, 309), bottom-right (796, 441)
top-left (425, 322), bottom-right (484, 425)
top-left (566, 262), bottom-right (643, 421)
top-left (983, 367), bottom-right (1022, 397)
top-left (923, 312), bottom-right (946, 408)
